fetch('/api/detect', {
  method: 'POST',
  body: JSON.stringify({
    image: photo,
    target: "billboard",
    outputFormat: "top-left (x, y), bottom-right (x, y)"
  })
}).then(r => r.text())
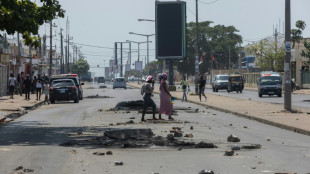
top-left (126, 64), bottom-right (131, 72)
top-left (135, 61), bottom-right (143, 72)
top-left (105, 67), bottom-right (109, 78)
top-left (156, 1), bottom-right (186, 60)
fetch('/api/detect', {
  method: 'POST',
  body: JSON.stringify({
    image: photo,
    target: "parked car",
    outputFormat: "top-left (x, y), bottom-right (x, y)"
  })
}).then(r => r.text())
top-left (50, 74), bottom-right (84, 100)
top-left (212, 74), bottom-right (229, 92)
top-left (49, 79), bottom-right (79, 104)
top-left (113, 77), bottom-right (126, 89)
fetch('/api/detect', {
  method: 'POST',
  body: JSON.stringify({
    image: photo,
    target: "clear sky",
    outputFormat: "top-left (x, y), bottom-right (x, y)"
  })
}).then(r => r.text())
top-left (38, 0), bottom-right (310, 76)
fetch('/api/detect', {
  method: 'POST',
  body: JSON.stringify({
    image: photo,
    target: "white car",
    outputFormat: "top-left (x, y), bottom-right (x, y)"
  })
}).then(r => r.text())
top-left (113, 77), bottom-right (126, 89)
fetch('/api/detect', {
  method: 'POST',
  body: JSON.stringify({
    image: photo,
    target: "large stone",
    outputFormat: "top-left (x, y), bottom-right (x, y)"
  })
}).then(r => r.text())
top-left (227, 134), bottom-right (240, 142)
top-left (199, 170), bottom-right (214, 174)
top-left (104, 128), bottom-right (153, 140)
top-left (224, 149), bottom-right (234, 156)
top-left (174, 132), bottom-right (183, 137)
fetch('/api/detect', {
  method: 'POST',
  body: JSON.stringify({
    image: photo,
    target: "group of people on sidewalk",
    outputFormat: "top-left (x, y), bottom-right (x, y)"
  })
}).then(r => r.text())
top-left (8, 72), bottom-right (50, 104)
top-left (140, 73), bottom-right (208, 122)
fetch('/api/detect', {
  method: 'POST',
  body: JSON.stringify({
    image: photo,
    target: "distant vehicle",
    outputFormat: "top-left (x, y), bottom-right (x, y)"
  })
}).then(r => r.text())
top-left (50, 74), bottom-right (84, 100)
top-left (113, 77), bottom-right (126, 89)
top-left (212, 74), bottom-right (229, 92)
top-left (257, 72), bottom-right (282, 97)
top-left (49, 79), bottom-right (79, 104)
top-left (81, 72), bottom-right (91, 82)
top-left (97, 77), bottom-right (105, 83)
top-left (227, 75), bottom-right (244, 93)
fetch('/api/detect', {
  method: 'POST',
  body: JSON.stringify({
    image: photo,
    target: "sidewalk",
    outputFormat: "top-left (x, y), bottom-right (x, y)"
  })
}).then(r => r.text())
top-left (0, 93), bottom-right (45, 123)
top-left (129, 82), bottom-right (310, 136)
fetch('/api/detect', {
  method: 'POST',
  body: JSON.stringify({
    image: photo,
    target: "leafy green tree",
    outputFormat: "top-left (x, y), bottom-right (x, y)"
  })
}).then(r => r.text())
top-left (246, 39), bottom-right (285, 72)
top-left (177, 21), bottom-right (242, 75)
top-left (71, 58), bottom-right (90, 76)
top-left (291, 20), bottom-right (306, 49)
top-left (0, 0), bottom-right (65, 47)
top-left (143, 61), bottom-right (162, 77)
top-left (301, 40), bottom-right (310, 69)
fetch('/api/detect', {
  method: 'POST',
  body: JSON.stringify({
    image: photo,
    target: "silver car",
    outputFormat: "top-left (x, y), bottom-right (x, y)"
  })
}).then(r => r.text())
top-left (113, 77), bottom-right (126, 89)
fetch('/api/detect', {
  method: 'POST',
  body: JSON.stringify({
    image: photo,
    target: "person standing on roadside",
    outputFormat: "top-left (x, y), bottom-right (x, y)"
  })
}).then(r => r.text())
top-left (8, 74), bottom-right (16, 99)
top-left (36, 75), bottom-right (43, 100)
top-left (180, 76), bottom-right (189, 102)
top-left (43, 80), bottom-right (50, 104)
top-left (141, 75), bottom-right (157, 122)
top-left (198, 74), bottom-right (207, 102)
top-left (158, 73), bottom-right (174, 120)
top-left (24, 75), bottom-right (31, 100)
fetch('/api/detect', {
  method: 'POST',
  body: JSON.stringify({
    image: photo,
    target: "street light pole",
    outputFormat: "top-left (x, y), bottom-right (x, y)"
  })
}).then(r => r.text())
top-left (195, 0), bottom-right (199, 94)
top-left (129, 32), bottom-right (155, 66)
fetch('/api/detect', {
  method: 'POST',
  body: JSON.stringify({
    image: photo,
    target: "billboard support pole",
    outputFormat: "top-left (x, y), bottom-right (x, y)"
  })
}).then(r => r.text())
top-left (169, 60), bottom-right (174, 85)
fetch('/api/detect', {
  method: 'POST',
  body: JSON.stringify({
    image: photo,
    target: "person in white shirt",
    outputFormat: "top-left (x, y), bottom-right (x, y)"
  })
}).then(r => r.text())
top-left (8, 74), bottom-right (16, 99)
top-left (36, 75), bottom-right (43, 100)
top-left (43, 80), bottom-right (50, 104)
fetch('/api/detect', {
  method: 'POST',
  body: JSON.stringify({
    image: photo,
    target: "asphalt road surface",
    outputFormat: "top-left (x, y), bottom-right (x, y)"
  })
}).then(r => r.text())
top-left (0, 82), bottom-right (309, 174)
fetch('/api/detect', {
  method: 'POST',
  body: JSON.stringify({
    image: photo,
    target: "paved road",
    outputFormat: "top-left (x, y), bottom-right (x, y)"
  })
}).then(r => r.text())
top-left (0, 82), bottom-right (309, 173)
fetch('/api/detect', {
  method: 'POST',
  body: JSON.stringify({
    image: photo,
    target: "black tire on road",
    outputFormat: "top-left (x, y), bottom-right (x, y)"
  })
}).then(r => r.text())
top-left (74, 98), bottom-right (79, 103)
top-left (258, 92), bottom-right (262, 97)
top-left (50, 98), bottom-right (55, 104)
top-left (278, 93), bottom-right (282, 97)
top-left (216, 88), bottom-right (218, 92)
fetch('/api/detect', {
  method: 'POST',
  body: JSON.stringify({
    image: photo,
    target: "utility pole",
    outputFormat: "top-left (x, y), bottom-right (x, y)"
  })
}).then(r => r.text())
top-left (60, 28), bottom-right (64, 74)
top-left (49, 21), bottom-right (53, 77)
top-left (194, 0), bottom-right (199, 94)
top-left (120, 43), bottom-right (123, 77)
top-left (65, 46), bottom-right (67, 73)
top-left (228, 46), bottom-right (231, 76)
top-left (272, 28), bottom-right (278, 72)
top-left (17, 33), bottom-right (21, 73)
top-left (238, 41), bottom-right (242, 75)
top-left (284, 0), bottom-right (292, 111)
top-left (29, 44), bottom-right (32, 77)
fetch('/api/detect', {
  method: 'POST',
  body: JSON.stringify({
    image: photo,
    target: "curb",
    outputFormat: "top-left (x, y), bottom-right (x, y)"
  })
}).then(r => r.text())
top-left (128, 84), bottom-right (310, 136)
top-left (1, 101), bottom-right (45, 124)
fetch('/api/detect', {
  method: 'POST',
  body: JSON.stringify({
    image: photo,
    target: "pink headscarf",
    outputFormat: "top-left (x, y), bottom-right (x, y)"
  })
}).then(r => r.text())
top-left (146, 75), bottom-right (153, 82)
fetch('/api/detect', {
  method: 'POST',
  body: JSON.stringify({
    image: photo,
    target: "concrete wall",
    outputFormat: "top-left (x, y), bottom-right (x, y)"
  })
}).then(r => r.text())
top-left (0, 65), bottom-right (8, 96)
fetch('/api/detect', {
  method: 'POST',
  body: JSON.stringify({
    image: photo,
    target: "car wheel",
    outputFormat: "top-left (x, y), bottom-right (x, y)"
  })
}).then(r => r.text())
top-left (50, 98), bottom-right (55, 104)
top-left (227, 89), bottom-right (230, 93)
top-left (258, 92), bottom-right (262, 97)
top-left (240, 90), bottom-right (243, 93)
top-left (215, 88), bottom-right (218, 92)
top-left (212, 87), bottom-right (215, 92)
top-left (74, 98), bottom-right (79, 103)
top-left (278, 93), bottom-right (282, 97)
top-left (113, 87), bottom-right (115, 89)
top-left (237, 90), bottom-right (239, 93)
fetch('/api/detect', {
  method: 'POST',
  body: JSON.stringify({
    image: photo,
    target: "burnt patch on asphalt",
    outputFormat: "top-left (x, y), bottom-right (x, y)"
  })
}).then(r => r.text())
top-left (303, 100), bottom-right (310, 102)
top-left (86, 95), bottom-right (113, 99)
top-left (11, 166), bottom-right (34, 173)
top-left (59, 128), bottom-right (217, 149)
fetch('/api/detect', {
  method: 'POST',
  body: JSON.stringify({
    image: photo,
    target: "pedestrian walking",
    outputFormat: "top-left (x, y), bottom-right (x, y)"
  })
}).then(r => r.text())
top-left (36, 75), bottom-right (43, 100)
top-left (180, 76), bottom-right (189, 102)
top-left (158, 73), bottom-right (174, 120)
top-left (141, 75), bottom-right (157, 122)
top-left (8, 74), bottom-right (16, 99)
top-left (43, 80), bottom-right (50, 104)
top-left (32, 76), bottom-right (37, 94)
top-left (198, 74), bottom-right (207, 102)
top-left (24, 75), bottom-right (31, 100)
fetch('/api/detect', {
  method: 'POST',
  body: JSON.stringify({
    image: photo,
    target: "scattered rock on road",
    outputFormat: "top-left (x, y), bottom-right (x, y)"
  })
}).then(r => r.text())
top-left (13, 166), bottom-right (34, 173)
top-left (114, 161), bottom-right (123, 165)
top-left (174, 132), bottom-right (183, 137)
top-left (195, 141), bottom-right (217, 148)
top-left (126, 120), bottom-right (135, 124)
top-left (184, 133), bottom-right (193, 138)
top-left (106, 151), bottom-right (113, 155)
top-left (104, 128), bottom-right (153, 140)
top-left (227, 134), bottom-right (240, 142)
top-left (167, 134), bottom-right (174, 141)
top-left (199, 169), bottom-right (214, 174)
top-left (130, 117), bottom-right (135, 119)
top-left (190, 126), bottom-right (194, 130)
top-left (241, 144), bottom-right (261, 149)
top-left (224, 149), bottom-right (234, 156)
top-left (93, 152), bottom-right (105, 155)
